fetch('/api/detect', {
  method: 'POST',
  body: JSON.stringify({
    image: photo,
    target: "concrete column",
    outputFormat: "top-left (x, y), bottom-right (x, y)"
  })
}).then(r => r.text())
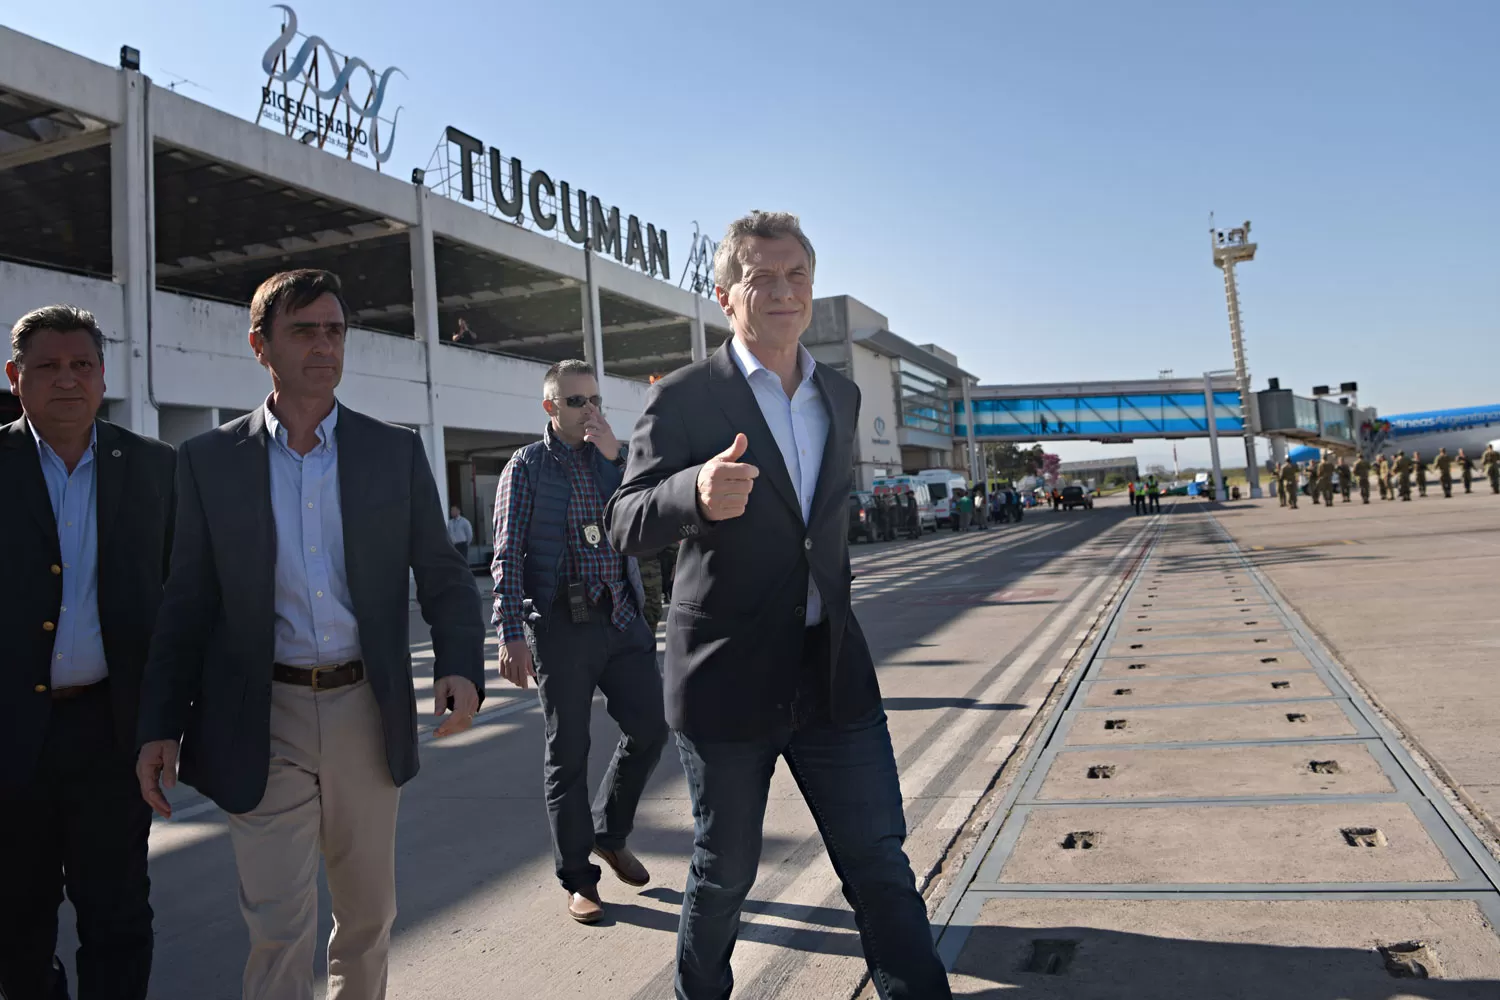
top-left (961, 379), bottom-right (979, 483)
top-left (690, 292), bottom-right (708, 362)
top-left (1204, 373), bottom-right (1225, 501)
top-left (411, 186), bottom-right (448, 512)
top-left (584, 248), bottom-right (605, 385)
top-left (157, 405), bottom-right (219, 447)
top-left (109, 68), bottom-right (158, 439)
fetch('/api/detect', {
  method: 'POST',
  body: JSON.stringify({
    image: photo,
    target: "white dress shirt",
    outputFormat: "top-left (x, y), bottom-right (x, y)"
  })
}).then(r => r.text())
top-left (728, 336), bottom-right (830, 626)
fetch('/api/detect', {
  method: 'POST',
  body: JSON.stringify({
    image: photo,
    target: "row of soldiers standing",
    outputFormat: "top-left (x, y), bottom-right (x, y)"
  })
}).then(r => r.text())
top-left (1276, 445), bottom-right (1500, 509)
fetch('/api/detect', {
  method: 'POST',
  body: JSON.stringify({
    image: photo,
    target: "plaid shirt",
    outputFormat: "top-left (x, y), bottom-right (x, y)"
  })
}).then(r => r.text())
top-left (491, 427), bottom-right (635, 642)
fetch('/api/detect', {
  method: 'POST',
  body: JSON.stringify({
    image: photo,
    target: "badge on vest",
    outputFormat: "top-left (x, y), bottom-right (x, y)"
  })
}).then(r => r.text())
top-left (581, 523), bottom-right (603, 548)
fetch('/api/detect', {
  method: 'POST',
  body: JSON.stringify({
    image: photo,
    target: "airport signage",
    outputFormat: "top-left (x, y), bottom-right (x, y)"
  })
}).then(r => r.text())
top-left (443, 126), bottom-right (671, 281)
top-left (255, 5), bottom-right (402, 168)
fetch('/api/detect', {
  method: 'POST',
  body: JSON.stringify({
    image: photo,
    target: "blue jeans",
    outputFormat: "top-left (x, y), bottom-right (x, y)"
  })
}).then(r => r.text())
top-left (674, 710), bottom-right (952, 1000)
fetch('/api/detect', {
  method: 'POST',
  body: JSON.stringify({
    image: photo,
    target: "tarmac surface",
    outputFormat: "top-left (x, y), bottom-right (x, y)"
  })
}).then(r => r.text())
top-left (938, 491), bottom-right (1500, 999)
top-left (53, 490), bottom-right (1500, 998)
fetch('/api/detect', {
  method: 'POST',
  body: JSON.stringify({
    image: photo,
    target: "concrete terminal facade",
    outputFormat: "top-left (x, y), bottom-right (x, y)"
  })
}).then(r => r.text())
top-left (0, 24), bottom-right (739, 559)
top-left (0, 26), bottom-right (993, 555)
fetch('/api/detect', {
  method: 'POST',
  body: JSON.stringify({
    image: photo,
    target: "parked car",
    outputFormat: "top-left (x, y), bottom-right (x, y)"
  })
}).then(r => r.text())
top-left (1059, 485), bottom-right (1093, 510)
top-left (848, 491), bottom-right (879, 543)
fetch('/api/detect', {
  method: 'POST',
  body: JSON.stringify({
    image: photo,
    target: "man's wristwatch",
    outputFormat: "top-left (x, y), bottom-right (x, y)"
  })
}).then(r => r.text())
top-left (612, 443), bottom-right (628, 468)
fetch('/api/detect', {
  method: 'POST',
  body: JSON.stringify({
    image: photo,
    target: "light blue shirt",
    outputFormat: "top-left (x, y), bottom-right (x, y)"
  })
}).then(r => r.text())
top-left (728, 336), bottom-right (830, 626)
top-left (32, 422), bottom-right (107, 688)
top-left (264, 400), bottom-right (362, 666)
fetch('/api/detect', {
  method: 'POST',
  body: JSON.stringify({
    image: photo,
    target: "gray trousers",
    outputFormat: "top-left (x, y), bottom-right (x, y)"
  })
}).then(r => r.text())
top-left (525, 601), bottom-right (668, 892)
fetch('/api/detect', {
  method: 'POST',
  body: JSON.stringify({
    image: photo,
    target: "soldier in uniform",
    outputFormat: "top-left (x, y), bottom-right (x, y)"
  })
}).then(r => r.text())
top-left (1394, 450), bottom-right (1413, 500)
top-left (1316, 456), bottom-right (1335, 507)
top-left (1279, 461), bottom-right (1300, 509)
top-left (1413, 450), bottom-right (1428, 497)
top-left (1336, 456), bottom-right (1353, 502)
top-left (1275, 463), bottom-right (1288, 507)
top-left (1484, 444), bottom-right (1500, 494)
top-left (1376, 455), bottom-right (1389, 500)
top-left (1458, 449), bottom-right (1476, 494)
top-left (1432, 447), bottom-right (1455, 498)
top-left (1353, 454), bottom-right (1372, 504)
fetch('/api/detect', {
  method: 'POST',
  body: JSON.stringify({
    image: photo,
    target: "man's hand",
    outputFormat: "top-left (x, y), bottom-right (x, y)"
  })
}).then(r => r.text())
top-left (499, 639), bottom-right (535, 689)
top-left (433, 675), bottom-right (480, 738)
top-left (137, 740), bottom-right (180, 819)
top-left (583, 413), bottom-right (621, 460)
top-left (696, 433), bottom-right (760, 521)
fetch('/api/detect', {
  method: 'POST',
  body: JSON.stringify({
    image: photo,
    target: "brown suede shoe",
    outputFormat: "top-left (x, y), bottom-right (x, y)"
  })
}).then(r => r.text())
top-left (593, 845), bottom-right (650, 887)
top-left (568, 886), bottom-right (604, 924)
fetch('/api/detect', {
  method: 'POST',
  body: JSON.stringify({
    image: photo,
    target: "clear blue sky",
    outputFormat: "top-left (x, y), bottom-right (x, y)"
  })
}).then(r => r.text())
top-left (8, 0), bottom-right (1497, 467)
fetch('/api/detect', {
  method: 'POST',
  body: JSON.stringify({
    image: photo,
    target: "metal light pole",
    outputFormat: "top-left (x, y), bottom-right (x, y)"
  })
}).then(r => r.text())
top-left (1211, 220), bottom-right (1263, 498)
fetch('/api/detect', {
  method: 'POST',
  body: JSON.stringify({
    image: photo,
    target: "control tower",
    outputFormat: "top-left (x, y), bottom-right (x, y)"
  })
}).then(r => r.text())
top-left (1211, 220), bottom-right (1263, 498)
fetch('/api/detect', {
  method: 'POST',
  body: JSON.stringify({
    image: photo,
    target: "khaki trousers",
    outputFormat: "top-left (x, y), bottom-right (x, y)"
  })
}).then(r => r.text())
top-left (227, 678), bottom-right (400, 1000)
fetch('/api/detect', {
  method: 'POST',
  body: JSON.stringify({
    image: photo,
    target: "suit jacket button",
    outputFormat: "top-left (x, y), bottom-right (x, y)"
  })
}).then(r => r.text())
top-left (803, 538), bottom-right (813, 550)
top-left (34, 684), bottom-right (47, 693)
top-left (794, 606), bottom-right (806, 618)
top-left (42, 621), bottom-right (56, 632)
top-left (50, 564), bottom-right (62, 575)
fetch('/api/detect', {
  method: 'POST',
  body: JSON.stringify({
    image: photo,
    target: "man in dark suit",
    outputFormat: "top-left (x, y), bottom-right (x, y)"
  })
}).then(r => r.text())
top-left (135, 270), bottom-right (485, 1000)
top-left (606, 213), bottom-right (951, 999)
top-left (1, 305), bottom-right (175, 1000)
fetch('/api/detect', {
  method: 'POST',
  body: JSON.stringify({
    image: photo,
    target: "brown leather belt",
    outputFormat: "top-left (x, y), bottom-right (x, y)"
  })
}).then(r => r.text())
top-left (272, 660), bottom-right (365, 691)
top-left (52, 679), bottom-right (109, 702)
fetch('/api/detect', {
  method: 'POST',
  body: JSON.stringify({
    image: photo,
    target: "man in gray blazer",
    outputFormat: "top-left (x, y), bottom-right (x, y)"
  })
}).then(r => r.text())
top-left (135, 269), bottom-right (485, 1000)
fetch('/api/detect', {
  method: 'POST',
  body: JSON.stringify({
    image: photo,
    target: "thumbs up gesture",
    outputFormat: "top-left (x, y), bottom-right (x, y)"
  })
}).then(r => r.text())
top-left (696, 433), bottom-right (760, 521)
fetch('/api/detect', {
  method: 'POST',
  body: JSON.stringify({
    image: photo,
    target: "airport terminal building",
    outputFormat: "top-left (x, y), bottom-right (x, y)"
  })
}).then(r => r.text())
top-left (0, 22), bottom-right (994, 560)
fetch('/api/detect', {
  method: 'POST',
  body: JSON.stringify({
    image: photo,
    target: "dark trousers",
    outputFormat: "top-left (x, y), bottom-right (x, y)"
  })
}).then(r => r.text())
top-left (526, 601), bottom-right (668, 893)
top-left (673, 652), bottom-right (950, 999)
top-left (0, 683), bottom-right (153, 1000)
top-left (1148, 494), bottom-right (1160, 512)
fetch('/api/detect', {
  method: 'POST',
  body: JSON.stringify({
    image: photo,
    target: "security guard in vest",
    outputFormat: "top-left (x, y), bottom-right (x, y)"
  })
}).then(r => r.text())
top-left (490, 360), bottom-right (668, 925)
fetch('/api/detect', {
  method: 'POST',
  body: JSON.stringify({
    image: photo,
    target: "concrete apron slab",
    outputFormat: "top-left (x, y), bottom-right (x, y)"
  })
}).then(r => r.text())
top-left (1110, 631), bottom-right (1292, 656)
top-left (1063, 699), bottom-right (1360, 745)
top-left (1094, 649), bottom-right (1317, 677)
top-left (1121, 615), bottom-right (1283, 635)
top-left (949, 898), bottom-right (1500, 999)
top-left (1079, 670), bottom-right (1334, 707)
top-left (1034, 742), bottom-right (1396, 801)
top-left (994, 802), bottom-right (1458, 885)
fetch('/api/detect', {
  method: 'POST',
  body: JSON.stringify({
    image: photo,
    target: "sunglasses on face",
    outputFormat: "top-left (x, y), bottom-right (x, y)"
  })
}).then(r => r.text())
top-left (552, 394), bottom-right (603, 409)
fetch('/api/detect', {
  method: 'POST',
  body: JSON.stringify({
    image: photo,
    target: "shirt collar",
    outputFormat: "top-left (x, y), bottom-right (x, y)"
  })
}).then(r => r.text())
top-left (264, 396), bottom-right (339, 452)
top-left (728, 335), bottom-right (817, 390)
top-left (29, 418), bottom-right (97, 466)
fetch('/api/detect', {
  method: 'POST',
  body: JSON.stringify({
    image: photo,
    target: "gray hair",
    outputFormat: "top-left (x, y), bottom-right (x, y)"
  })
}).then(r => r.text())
top-left (543, 359), bottom-right (595, 400)
top-left (713, 210), bottom-right (816, 291)
top-left (11, 304), bottom-right (106, 363)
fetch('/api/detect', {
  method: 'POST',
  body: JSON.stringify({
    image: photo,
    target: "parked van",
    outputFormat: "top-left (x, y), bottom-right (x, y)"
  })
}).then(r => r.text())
top-left (916, 469), bottom-right (967, 526)
top-left (872, 476), bottom-right (938, 533)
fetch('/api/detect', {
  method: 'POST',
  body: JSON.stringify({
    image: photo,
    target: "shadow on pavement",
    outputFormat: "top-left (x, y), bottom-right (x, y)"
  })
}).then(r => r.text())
top-left (951, 924), bottom-right (1500, 999)
top-left (125, 507), bottom-right (1146, 998)
top-left (882, 697), bottom-right (1027, 712)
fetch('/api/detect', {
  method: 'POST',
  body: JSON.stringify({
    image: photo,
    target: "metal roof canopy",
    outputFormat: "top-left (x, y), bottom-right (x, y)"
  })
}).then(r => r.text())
top-left (2, 113), bottom-right (724, 378)
top-left (153, 144), bottom-right (413, 332)
top-left (0, 84), bottom-right (114, 276)
top-left (970, 375), bottom-right (1239, 399)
